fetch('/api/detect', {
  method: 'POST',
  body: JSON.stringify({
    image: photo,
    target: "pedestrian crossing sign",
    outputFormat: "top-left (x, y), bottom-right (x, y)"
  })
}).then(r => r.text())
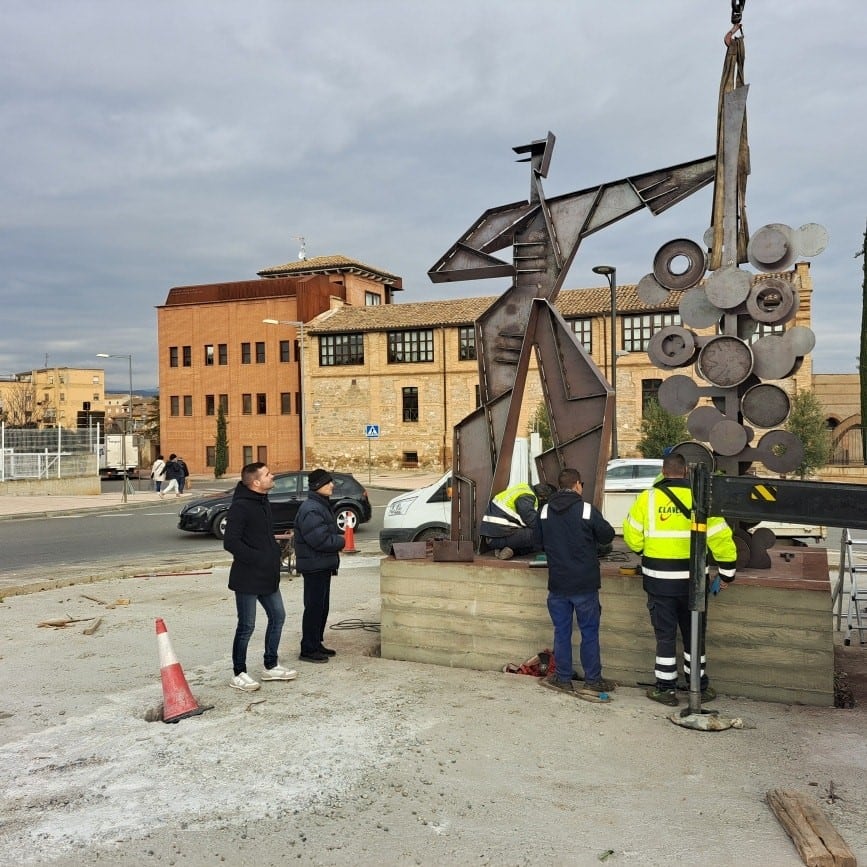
top-left (365, 424), bottom-right (380, 438)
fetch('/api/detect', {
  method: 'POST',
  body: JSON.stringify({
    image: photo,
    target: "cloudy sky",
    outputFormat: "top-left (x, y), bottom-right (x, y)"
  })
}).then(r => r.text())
top-left (2, 0), bottom-right (864, 391)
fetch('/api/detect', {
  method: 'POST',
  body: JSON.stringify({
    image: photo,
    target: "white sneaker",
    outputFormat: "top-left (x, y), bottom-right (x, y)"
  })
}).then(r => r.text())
top-left (230, 672), bottom-right (260, 692)
top-left (260, 664), bottom-right (298, 681)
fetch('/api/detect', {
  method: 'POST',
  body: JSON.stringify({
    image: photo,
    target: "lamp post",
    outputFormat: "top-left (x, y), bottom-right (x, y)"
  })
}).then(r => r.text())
top-left (263, 319), bottom-right (306, 469)
top-left (592, 265), bottom-right (618, 459)
top-left (96, 352), bottom-right (133, 503)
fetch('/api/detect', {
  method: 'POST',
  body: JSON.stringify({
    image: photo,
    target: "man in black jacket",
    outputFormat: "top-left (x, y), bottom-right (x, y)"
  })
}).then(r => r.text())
top-left (535, 467), bottom-right (616, 702)
top-left (294, 468), bottom-right (346, 663)
top-left (224, 462), bottom-right (297, 692)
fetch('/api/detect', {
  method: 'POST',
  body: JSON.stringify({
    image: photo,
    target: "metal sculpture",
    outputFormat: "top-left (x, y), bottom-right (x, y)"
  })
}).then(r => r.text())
top-left (637, 8), bottom-right (828, 567)
top-left (430, 137), bottom-right (716, 545)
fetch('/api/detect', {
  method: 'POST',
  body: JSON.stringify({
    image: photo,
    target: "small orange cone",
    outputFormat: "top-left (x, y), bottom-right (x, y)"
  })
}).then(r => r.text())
top-left (155, 618), bottom-right (208, 723)
top-left (343, 523), bottom-right (358, 554)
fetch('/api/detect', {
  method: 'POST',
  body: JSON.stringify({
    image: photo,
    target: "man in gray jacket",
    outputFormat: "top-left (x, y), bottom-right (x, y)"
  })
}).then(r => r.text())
top-left (224, 462), bottom-right (297, 691)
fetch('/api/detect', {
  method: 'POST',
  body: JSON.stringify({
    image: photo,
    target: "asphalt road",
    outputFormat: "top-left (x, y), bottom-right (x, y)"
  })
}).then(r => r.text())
top-left (0, 486), bottom-right (397, 583)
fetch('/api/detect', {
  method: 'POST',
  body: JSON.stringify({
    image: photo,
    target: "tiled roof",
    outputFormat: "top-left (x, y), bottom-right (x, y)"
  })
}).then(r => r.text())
top-left (257, 255), bottom-right (402, 288)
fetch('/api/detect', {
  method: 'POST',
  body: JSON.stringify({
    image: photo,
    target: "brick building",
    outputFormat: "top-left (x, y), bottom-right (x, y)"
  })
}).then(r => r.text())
top-left (0, 367), bottom-right (105, 429)
top-left (157, 257), bottom-right (819, 476)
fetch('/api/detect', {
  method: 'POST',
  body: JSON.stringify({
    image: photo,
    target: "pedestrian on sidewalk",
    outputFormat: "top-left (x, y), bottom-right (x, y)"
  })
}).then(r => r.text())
top-left (223, 462), bottom-right (297, 692)
top-left (535, 467), bottom-right (616, 702)
top-left (161, 454), bottom-right (184, 497)
top-left (294, 468), bottom-right (346, 663)
top-left (150, 455), bottom-right (166, 493)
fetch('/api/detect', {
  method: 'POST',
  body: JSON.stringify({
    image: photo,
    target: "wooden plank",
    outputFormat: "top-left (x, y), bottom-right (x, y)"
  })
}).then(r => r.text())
top-left (766, 789), bottom-right (857, 867)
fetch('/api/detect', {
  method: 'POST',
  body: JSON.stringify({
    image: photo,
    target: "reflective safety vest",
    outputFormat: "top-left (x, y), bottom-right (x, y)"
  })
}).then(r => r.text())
top-left (623, 481), bottom-right (736, 592)
top-left (479, 483), bottom-right (537, 534)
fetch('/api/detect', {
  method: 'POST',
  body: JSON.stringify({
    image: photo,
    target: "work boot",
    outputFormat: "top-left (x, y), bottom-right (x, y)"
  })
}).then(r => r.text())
top-left (496, 546), bottom-right (514, 561)
top-left (701, 686), bottom-right (717, 702)
top-left (541, 675), bottom-right (574, 694)
top-left (646, 686), bottom-right (678, 706)
top-left (585, 677), bottom-right (617, 693)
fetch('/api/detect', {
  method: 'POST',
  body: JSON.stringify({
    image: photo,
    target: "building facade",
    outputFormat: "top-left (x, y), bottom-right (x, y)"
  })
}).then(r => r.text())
top-left (157, 257), bottom-right (820, 476)
top-left (0, 367), bottom-right (105, 430)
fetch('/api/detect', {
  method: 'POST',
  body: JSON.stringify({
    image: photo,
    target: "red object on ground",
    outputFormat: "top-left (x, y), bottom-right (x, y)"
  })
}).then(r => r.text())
top-left (343, 524), bottom-right (358, 554)
top-left (155, 617), bottom-right (207, 723)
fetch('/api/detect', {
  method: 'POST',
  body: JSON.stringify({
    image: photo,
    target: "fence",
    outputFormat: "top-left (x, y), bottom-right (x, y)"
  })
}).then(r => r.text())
top-left (1, 423), bottom-right (99, 481)
top-left (830, 426), bottom-right (864, 466)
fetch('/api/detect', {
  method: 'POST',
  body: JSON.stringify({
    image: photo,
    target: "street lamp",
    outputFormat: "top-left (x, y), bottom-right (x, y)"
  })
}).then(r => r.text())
top-left (263, 319), bottom-right (306, 469)
top-left (592, 265), bottom-right (619, 459)
top-left (96, 352), bottom-right (133, 503)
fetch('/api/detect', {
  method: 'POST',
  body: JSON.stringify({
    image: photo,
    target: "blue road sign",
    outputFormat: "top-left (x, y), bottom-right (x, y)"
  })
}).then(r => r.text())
top-left (365, 424), bottom-right (380, 438)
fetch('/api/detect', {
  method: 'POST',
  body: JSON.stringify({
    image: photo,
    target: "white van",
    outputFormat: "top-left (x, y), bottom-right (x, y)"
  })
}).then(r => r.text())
top-left (379, 461), bottom-right (825, 551)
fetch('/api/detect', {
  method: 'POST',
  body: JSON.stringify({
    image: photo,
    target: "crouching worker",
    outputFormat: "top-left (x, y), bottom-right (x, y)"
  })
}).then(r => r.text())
top-left (623, 452), bottom-right (737, 707)
top-left (479, 481), bottom-right (555, 560)
top-left (535, 467), bottom-right (617, 701)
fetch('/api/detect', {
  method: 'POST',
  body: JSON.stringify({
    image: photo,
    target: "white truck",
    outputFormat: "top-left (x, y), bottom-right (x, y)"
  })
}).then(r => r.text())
top-left (98, 434), bottom-right (140, 480)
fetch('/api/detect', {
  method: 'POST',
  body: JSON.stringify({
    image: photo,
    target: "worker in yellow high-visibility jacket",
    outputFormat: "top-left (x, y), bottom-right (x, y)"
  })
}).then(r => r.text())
top-left (624, 453), bottom-right (736, 707)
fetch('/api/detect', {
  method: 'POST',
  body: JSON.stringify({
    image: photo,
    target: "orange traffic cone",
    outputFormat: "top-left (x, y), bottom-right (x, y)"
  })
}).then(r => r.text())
top-left (155, 618), bottom-right (208, 724)
top-left (343, 523), bottom-right (358, 554)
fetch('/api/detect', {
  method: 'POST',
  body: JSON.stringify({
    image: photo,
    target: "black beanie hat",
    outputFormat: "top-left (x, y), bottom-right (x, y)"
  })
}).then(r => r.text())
top-left (308, 468), bottom-right (333, 491)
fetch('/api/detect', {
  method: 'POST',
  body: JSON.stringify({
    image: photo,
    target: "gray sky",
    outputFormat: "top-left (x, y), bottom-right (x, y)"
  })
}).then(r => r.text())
top-left (2, 0), bottom-right (864, 391)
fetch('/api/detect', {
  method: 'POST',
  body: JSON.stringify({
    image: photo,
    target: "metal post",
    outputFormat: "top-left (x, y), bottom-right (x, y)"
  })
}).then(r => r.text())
top-left (97, 353), bottom-right (133, 503)
top-left (593, 265), bottom-right (618, 459)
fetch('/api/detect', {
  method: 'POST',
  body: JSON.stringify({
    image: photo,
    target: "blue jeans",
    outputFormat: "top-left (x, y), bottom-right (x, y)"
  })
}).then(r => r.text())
top-left (546, 591), bottom-right (602, 683)
top-left (232, 589), bottom-right (286, 675)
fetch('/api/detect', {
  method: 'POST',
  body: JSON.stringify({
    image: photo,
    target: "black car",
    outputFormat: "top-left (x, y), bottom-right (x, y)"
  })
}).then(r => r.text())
top-left (177, 470), bottom-right (372, 539)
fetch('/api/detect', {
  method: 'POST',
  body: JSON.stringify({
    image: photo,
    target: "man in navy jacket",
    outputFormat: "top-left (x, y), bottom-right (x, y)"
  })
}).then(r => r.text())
top-left (535, 467), bottom-right (616, 702)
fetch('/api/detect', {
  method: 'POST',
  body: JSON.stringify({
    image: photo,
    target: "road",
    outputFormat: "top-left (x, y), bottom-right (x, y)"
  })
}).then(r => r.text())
top-left (0, 486), bottom-right (397, 584)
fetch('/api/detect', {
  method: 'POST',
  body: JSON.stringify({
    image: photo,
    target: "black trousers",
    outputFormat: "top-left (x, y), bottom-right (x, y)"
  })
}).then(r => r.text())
top-left (300, 569), bottom-right (332, 655)
top-left (646, 592), bottom-right (709, 690)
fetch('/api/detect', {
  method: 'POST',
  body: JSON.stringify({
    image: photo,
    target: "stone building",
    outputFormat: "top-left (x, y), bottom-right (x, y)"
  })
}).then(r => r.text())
top-left (156, 256), bottom-right (820, 476)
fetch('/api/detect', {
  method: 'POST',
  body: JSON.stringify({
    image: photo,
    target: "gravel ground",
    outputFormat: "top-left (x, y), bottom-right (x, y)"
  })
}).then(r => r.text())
top-left (1, 557), bottom-right (865, 866)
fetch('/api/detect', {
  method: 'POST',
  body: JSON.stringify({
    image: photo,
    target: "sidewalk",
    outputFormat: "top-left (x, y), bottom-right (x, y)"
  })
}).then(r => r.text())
top-left (0, 468), bottom-right (444, 521)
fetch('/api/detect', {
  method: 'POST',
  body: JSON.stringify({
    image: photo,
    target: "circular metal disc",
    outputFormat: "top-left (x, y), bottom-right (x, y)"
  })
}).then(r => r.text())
top-left (704, 266), bottom-right (752, 309)
top-left (658, 374), bottom-right (700, 415)
top-left (758, 430), bottom-right (805, 474)
top-left (709, 419), bottom-right (749, 456)
top-left (750, 335), bottom-right (795, 380)
top-left (671, 440), bottom-right (716, 473)
top-left (796, 223), bottom-right (829, 258)
top-left (653, 239), bottom-right (707, 291)
top-left (746, 277), bottom-right (797, 324)
top-left (647, 325), bottom-right (696, 368)
top-left (703, 226), bottom-right (716, 249)
top-left (687, 405), bottom-right (724, 440)
top-left (747, 223), bottom-right (796, 272)
top-left (751, 526), bottom-right (778, 550)
top-left (696, 335), bottom-right (753, 388)
top-left (733, 535), bottom-right (751, 570)
top-left (679, 286), bottom-right (723, 329)
top-left (636, 272), bottom-right (672, 306)
top-left (786, 325), bottom-right (816, 357)
top-left (741, 383), bottom-right (791, 428)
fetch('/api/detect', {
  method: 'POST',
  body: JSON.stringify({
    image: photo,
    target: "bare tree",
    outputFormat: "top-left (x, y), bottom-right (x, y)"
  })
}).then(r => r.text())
top-left (0, 380), bottom-right (45, 427)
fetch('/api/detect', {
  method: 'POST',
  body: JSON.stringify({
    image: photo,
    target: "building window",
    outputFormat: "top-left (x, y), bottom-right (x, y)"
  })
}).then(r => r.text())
top-left (748, 323), bottom-right (786, 343)
top-left (458, 326), bottom-right (476, 361)
top-left (242, 393), bottom-right (252, 414)
top-left (256, 393), bottom-right (267, 414)
top-left (169, 347), bottom-right (178, 368)
top-left (295, 392), bottom-right (302, 414)
top-left (218, 343), bottom-right (228, 365)
top-left (388, 329), bottom-right (434, 363)
top-left (622, 313), bottom-right (681, 352)
top-left (204, 345), bottom-right (214, 366)
top-left (182, 346), bottom-right (192, 367)
top-left (219, 394), bottom-right (228, 412)
top-left (257, 446), bottom-right (267, 463)
top-left (570, 318), bottom-right (593, 353)
top-left (243, 446), bottom-right (253, 465)
top-left (256, 341), bottom-right (266, 363)
top-left (241, 343), bottom-right (251, 364)
top-left (205, 394), bottom-right (215, 416)
top-left (365, 291), bottom-right (381, 306)
top-left (170, 396), bottom-right (180, 416)
top-left (280, 340), bottom-right (292, 363)
top-left (280, 393), bottom-right (292, 414)
top-left (319, 333), bottom-right (364, 366)
top-left (475, 384), bottom-right (481, 408)
top-left (642, 379), bottom-right (663, 416)
top-left (183, 395), bottom-right (193, 416)
top-left (205, 446), bottom-right (217, 467)
top-left (402, 386), bottom-right (419, 422)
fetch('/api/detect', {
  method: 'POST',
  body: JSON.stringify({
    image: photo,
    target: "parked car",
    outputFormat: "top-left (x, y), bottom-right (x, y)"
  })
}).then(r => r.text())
top-left (178, 470), bottom-right (372, 539)
top-left (604, 458), bottom-right (663, 491)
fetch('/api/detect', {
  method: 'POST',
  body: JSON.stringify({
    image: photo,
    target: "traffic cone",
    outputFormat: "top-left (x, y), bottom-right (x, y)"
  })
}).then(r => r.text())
top-left (343, 523), bottom-right (358, 554)
top-left (155, 618), bottom-right (207, 724)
